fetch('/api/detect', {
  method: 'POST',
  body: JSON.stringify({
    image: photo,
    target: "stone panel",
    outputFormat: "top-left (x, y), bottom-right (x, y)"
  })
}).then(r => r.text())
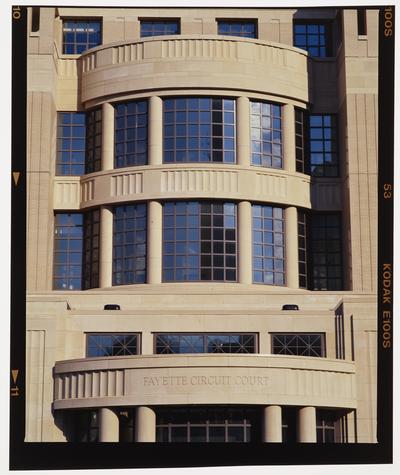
top-left (53, 355), bottom-right (356, 410)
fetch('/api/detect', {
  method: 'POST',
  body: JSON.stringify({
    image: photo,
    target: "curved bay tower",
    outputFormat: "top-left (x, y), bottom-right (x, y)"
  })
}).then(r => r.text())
top-left (26, 7), bottom-right (378, 443)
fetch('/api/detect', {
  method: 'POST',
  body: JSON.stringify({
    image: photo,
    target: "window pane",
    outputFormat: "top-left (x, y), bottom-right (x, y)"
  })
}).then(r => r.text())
top-left (62, 20), bottom-right (102, 54)
top-left (217, 21), bottom-right (256, 38)
top-left (53, 213), bottom-right (83, 290)
top-left (309, 114), bottom-right (338, 177)
top-left (156, 333), bottom-right (256, 354)
top-left (141, 20), bottom-right (179, 37)
top-left (114, 100), bottom-right (148, 168)
top-left (163, 201), bottom-right (237, 282)
top-left (56, 113), bottom-right (86, 175)
top-left (251, 100), bottom-right (282, 169)
top-left (294, 22), bottom-right (330, 57)
top-left (87, 334), bottom-right (138, 357)
top-left (252, 205), bottom-right (285, 285)
top-left (310, 213), bottom-right (342, 290)
top-left (163, 98), bottom-right (236, 164)
top-left (272, 333), bottom-right (325, 357)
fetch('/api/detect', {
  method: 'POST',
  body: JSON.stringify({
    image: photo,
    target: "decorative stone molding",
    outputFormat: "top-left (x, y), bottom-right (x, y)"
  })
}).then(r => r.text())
top-left (53, 177), bottom-right (81, 210)
top-left (53, 354), bottom-right (356, 410)
top-left (79, 36), bottom-right (309, 105)
top-left (78, 166), bottom-right (311, 209)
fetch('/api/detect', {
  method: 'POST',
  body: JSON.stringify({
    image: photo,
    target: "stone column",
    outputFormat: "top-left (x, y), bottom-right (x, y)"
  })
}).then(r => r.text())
top-left (99, 408), bottom-right (119, 442)
top-left (237, 96), bottom-right (250, 167)
top-left (135, 406), bottom-right (156, 442)
top-left (282, 103), bottom-right (296, 173)
top-left (141, 332), bottom-right (154, 355)
top-left (297, 406), bottom-right (317, 443)
top-left (262, 405), bottom-right (282, 442)
top-left (285, 206), bottom-right (299, 289)
top-left (101, 102), bottom-right (114, 171)
top-left (238, 200), bottom-right (252, 284)
top-left (149, 96), bottom-right (163, 166)
top-left (147, 201), bottom-right (162, 284)
top-left (99, 206), bottom-right (113, 288)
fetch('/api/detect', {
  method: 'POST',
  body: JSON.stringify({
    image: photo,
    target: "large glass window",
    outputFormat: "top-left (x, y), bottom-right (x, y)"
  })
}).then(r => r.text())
top-left (82, 209), bottom-right (100, 289)
top-left (155, 334), bottom-right (256, 354)
top-left (271, 333), bottom-right (326, 357)
top-left (293, 22), bottom-right (330, 57)
top-left (86, 333), bottom-right (139, 357)
top-left (163, 201), bottom-right (237, 282)
top-left (140, 19), bottom-right (180, 37)
top-left (85, 108), bottom-right (102, 174)
top-left (217, 20), bottom-right (257, 38)
top-left (53, 213), bottom-right (83, 290)
top-left (252, 205), bottom-right (285, 285)
top-left (309, 114), bottom-right (338, 177)
top-left (56, 112), bottom-right (86, 175)
top-left (62, 20), bottom-right (102, 54)
top-left (114, 100), bottom-right (148, 168)
top-left (163, 97), bottom-right (236, 163)
top-left (156, 407), bottom-right (259, 443)
top-left (113, 204), bottom-right (147, 285)
top-left (251, 101), bottom-right (282, 168)
top-left (310, 213), bottom-right (342, 290)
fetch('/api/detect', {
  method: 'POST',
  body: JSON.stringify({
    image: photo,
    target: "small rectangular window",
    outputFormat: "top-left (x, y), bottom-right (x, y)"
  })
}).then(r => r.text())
top-left (293, 22), bottom-right (331, 57)
top-left (62, 19), bottom-right (102, 54)
top-left (308, 114), bottom-right (338, 177)
top-left (56, 112), bottom-right (86, 176)
top-left (31, 7), bottom-right (40, 33)
top-left (272, 333), bottom-right (326, 357)
top-left (83, 209), bottom-right (100, 290)
top-left (53, 213), bottom-right (83, 290)
top-left (295, 108), bottom-right (307, 173)
top-left (86, 333), bottom-right (139, 357)
top-left (298, 210), bottom-right (308, 289)
top-left (310, 213), bottom-right (343, 290)
top-left (155, 333), bottom-right (257, 354)
top-left (140, 19), bottom-right (180, 37)
top-left (85, 108), bottom-right (102, 174)
top-left (357, 9), bottom-right (367, 36)
top-left (217, 20), bottom-right (257, 38)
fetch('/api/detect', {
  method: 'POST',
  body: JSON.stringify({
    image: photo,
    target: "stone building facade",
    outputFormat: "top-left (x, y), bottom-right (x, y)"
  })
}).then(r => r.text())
top-left (26, 7), bottom-right (378, 443)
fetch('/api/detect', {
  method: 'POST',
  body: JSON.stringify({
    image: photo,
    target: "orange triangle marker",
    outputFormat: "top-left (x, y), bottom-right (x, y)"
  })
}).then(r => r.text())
top-left (11, 369), bottom-right (19, 384)
top-left (12, 172), bottom-right (20, 186)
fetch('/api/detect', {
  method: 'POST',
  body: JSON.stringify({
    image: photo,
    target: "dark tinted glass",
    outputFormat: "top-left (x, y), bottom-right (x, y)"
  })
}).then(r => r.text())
top-left (63, 20), bottom-right (101, 54)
